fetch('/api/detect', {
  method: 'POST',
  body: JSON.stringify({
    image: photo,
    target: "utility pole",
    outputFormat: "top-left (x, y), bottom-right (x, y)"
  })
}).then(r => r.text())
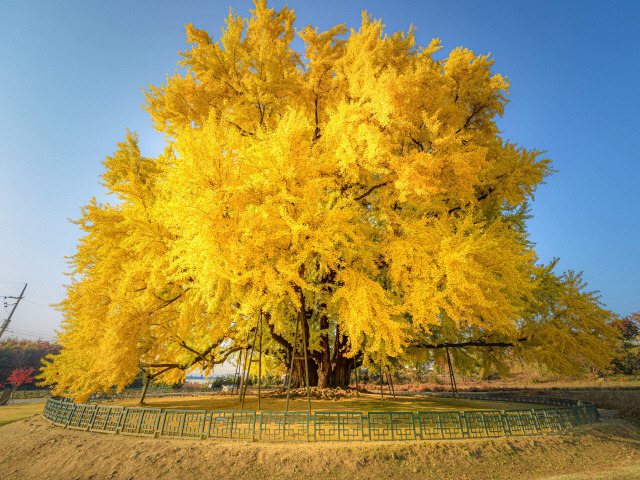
top-left (0, 283), bottom-right (27, 340)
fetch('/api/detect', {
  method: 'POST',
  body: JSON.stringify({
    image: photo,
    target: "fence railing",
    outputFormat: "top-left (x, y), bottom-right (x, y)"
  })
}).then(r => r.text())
top-left (41, 394), bottom-right (599, 442)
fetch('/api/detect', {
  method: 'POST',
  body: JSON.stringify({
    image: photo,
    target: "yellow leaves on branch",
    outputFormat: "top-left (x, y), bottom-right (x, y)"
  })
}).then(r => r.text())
top-left (145, 2), bottom-right (551, 358)
top-left (384, 213), bottom-right (534, 333)
top-left (40, 1), bottom-right (618, 399)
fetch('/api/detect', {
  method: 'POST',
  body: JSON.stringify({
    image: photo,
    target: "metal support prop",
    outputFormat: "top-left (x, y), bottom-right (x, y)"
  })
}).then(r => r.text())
top-left (285, 318), bottom-right (300, 413)
top-left (239, 347), bottom-right (253, 409)
top-left (257, 311), bottom-right (263, 410)
top-left (445, 346), bottom-right (459, 399)
top-left (354, 359), bottom-right (360, 397)
top-left (240, 316), bottom-right (262, 409)
top-left (238, 333), bottom-right (251, 403)
top-left (231, 350), bottom-right (243, 395)
top-left (386, 370), bottom-right (396, 399)
top-left (301, 314), bottom-right (312, 414)
top-left (284, 315), bottom-right (311, 413)
top-left (379, 361), bottom-right (384, 401)
top-left (139, 374), bottom-right (151, 405)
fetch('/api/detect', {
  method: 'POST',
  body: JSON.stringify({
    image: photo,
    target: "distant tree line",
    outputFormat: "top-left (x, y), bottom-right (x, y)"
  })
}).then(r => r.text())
top-left (609, 312), bottom-right (640, 376)
top-left (0, 339), bottom-right (60, 388)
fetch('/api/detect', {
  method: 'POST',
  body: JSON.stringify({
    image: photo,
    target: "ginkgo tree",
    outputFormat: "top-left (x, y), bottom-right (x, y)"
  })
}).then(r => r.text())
top-left (41, 1), bottom-right (618, 401)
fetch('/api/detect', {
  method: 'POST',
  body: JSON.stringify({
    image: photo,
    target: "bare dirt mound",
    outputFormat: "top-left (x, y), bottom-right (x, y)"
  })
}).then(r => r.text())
top-left (2, 415), bottom-right (640, 479)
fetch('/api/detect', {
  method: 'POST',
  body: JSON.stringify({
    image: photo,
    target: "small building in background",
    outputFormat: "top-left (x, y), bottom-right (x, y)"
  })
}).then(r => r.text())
top-left (184, 374), bottom-right (214, 388)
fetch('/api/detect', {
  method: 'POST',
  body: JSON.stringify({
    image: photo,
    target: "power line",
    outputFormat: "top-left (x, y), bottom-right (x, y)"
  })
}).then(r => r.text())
top-left (22, 299), bottom-right (55, 308)
top-left (6, 327), bottom-right (53, 335)
top-left (6, 330), bottom-right (50, 337)
top-left (4, 329), bottom-right (54, 340)
top-left (6, 326), bottom-right (55, 336)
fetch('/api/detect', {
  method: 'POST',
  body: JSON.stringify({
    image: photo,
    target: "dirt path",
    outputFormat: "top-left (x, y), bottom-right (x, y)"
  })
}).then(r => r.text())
top-left (1, 415), bottom-right (640, 480)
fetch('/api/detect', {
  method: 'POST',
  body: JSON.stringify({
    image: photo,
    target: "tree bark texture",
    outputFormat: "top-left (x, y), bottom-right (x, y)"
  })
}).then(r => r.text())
top-left (267, 307), bottom-right (355, 388)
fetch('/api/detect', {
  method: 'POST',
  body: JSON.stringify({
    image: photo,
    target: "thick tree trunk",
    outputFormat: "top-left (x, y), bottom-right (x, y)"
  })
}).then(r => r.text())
top-left (331, 355), bottom-right (354, 387)
top-left (314, 322), bottom-right (354, 388)
top-left (292, 355), bottom-right (353, 388)
top-left (316, 360), bottom-right (331, 388)
top-left (314, 354), bottom-right (355, 387)
top-left (289, 358), bottom-right (319, 388)
top-left (266, 307), bottom-right (354, 389)
top-left (315, 312), bottom-right (332, 388)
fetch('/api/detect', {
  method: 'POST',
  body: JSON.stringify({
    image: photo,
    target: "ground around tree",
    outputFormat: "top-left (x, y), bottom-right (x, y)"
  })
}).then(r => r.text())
top-left (1, 414), bottom-right (639, 480)
top-left (2, 395), bottom-right (640, 479)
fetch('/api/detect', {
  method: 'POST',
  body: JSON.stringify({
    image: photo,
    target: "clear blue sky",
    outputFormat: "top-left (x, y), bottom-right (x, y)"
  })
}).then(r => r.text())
top-left (1, 0), bottom-right (638, 342)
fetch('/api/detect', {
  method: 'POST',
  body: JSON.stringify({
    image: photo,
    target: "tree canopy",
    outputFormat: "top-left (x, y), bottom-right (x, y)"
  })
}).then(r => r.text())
top-left (40, 1), bottom-right (618, 401)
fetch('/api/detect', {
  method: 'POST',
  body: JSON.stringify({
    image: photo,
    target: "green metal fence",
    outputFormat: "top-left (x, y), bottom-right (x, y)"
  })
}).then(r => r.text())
top-left (41, 395), bottom-right (599, 442)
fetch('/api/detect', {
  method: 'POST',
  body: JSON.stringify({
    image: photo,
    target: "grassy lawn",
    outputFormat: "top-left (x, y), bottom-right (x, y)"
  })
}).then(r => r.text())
top-left (113, 392), bottom-right (544, 412)
top-left (0, 401), bottom-right (46, 427)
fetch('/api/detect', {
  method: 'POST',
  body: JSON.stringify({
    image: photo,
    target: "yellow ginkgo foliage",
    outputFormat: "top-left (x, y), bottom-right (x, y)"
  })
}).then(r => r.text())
top-left (41, 1), bottom-right (617, 399)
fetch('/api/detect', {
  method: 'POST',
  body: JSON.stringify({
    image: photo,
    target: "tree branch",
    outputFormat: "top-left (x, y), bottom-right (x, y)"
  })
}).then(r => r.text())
top-left (412, 337), bottom-right (529, 349)
top-left (354, 182), bottom-right (389, 202)
top-left (447, 177), bottom-right (504, 214)
top-left (152, 290), bottom-right (189, 311)
top-left (228, 120), bottom-right (254, 137)
top-left (264, 312), bottom-right (293, 352)
top-left (179, 342), bottom-right (208, 362)
top-left (313, 96), bottom-right (321, 141)
top-left (139, 363), bottom-right (180, 368)
top-left (411, 137), bottom-right (424, 152)
top-left (455, 104), bottom-right (485, 134)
